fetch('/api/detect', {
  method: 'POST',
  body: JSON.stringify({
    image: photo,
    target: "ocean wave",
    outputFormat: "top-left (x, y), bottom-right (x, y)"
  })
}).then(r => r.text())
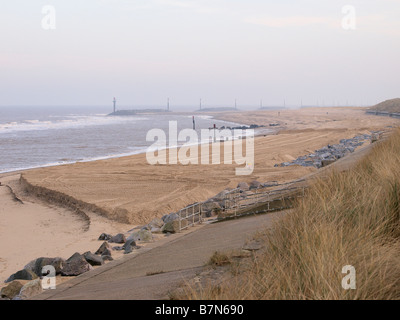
top-left (0, 115), bottom-right (149, 134)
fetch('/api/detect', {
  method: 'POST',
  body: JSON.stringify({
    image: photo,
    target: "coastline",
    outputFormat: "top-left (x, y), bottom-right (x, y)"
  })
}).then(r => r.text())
top-left (1, 107), bottom-right (399, 288)
top-left (0, 111), bottom-right (258, 285)
top-left (0, 113), bottom-right (249, 176)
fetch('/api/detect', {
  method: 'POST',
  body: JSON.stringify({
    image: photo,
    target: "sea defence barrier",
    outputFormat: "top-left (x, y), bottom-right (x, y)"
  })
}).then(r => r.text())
top-left (366, 110), bottom-right (400, 119)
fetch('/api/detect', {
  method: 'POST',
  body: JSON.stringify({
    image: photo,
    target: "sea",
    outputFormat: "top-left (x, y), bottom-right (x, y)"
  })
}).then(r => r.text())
top-left (0, 106), bottom-right (248, 174)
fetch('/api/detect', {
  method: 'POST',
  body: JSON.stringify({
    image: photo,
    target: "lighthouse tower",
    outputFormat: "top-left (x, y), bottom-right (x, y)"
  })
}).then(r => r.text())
top-left (113, 97), bottom-right (116, 113)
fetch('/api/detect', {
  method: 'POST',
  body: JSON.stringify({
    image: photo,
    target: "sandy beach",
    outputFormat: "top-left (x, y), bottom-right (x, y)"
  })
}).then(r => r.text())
top-left (1, 107), bottom-right (399, 284)
top-left (0, 173), bottom-right (132, 285)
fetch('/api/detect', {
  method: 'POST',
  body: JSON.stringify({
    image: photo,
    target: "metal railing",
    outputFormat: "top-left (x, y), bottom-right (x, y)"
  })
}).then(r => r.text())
top-left (220, 186), bottom-right (306, 219)
top-left (177, 202), bottom-right (202, 231)
top-left (175, 183), bottom-right (307, 232)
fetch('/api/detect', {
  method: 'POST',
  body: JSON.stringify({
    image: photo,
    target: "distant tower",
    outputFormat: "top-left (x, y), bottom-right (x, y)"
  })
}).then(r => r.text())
top-left (167, 97), bottom-right (170, 111)
top-left (113, 97), bottom-right (116, 113)
top-left (200, 98), bottom-right (202, 110)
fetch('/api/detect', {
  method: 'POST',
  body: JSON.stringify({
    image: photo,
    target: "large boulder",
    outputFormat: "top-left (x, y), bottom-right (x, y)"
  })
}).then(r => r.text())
top-left (148, 217), bottom-right (164, 229)
top-left (102, 255), bottom-right (113, 262)
top-left (98, 233), bottom-right (112, 241)
top-left (108, 233), bottom-right (126, 244)
top-left (249, 180), bottom-right (261, 190)
top-left (127, 229), bottom-right (153, 243)
top-left (0, 280), bottom-right (25, 299)
top-left (201, 201), bottom-right (221, 212)
top-left (161, 220), bottom-right (180, 233)
top-left (201, 201), bottom-right (222, 217)
top-left (95, 241), bottom-right (111, 256)
top-left (320, 152), bottom-right (332, 159)
top-left (17, 279), bottom-right (42, 300)
top-left (101, 248), bottom-right (112, 257)
top-left (61, 253), bottom-right (93, 276)
top-left (5, 269), bottom-right (38, 283)
top-left (83, 251), bottom-right (104, 266)
top-left (162, 212), bottom-right (179, 224)
top-left (24, 257), bottom-right (66, 277)
top-left (122, 239), bottom-right (139, 254)
top-left (161, 219), bottom-right (188, 233)
top-left (321, 159), bottom-right (336, 167)
top-left (237, 182), bottom-right (250, 191)
top-left (150, 227), bottom-right (163, 234)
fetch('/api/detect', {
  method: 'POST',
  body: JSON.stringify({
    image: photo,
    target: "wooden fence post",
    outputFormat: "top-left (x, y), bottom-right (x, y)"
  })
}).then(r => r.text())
top-left (179, 209), bottom-right (182, 232)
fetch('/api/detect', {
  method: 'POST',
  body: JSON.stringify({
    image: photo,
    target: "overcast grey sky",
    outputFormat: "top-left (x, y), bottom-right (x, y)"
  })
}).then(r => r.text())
top-left (1, 0), bottom-right (399, 109)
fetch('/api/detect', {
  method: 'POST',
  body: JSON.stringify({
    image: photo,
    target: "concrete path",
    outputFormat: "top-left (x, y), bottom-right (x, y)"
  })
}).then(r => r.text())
top-left (33, 212), bottom-right (283, 300)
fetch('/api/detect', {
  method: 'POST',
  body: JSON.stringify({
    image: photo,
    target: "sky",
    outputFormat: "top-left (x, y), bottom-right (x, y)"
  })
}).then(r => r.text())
top-left (0, 0), bottom-right (399, 109)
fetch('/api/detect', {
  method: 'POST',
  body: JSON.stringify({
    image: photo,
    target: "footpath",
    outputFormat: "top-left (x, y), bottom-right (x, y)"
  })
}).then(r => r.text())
top-left (33, 212), bottom-right (282, 300)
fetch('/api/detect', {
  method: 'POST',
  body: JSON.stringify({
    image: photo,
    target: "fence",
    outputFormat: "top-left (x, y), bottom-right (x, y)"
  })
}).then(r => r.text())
top-left (221, 185), bottom-right (306, 218)
top-left (176, 202), bottom-right (203, 231)
top-left (176, 182), bottom-right (308, 232)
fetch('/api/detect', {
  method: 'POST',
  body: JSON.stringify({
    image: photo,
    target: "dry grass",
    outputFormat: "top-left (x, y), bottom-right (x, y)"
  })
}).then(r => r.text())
top-left (207, 251), bottom-right (232, 268)
top-left (182, 128), bottom-right (400, 300)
